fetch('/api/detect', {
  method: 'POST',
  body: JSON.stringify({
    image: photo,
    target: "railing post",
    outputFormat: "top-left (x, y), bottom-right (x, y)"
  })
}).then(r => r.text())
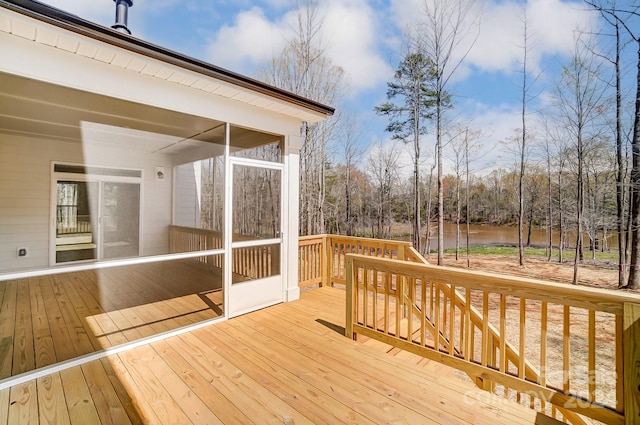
top-left (624, 302), bottom-right (640, 425)
top-left (398, 244), bottom-right (406, 318)
top-left (324, 235), bottom-right (333, 287)
top-left (345, 256), bottom-right (355, 339)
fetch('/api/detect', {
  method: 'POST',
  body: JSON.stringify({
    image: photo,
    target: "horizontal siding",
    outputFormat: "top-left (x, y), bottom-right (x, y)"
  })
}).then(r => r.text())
top-left (0, 134), bottom-right (173, 274)
top-left (0, 136), bottom-right (53, 270)
top-left (173, 163), bottom-right (198, 228)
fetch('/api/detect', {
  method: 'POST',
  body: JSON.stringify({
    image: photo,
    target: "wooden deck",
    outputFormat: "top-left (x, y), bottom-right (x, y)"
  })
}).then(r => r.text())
top-left (1, 287), bottom-right (561, 424)
top-left (0, 259), bottom-right (223, 379)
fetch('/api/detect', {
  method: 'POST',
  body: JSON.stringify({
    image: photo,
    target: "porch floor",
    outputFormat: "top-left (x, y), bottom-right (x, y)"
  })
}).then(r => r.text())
top-left (1, 286), bottom-right (561, 424)
top-left (0, 260), bottom-right (223, 379)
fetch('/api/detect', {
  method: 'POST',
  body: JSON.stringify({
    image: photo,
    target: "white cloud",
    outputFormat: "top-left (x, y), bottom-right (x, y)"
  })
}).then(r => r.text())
top-left (318, 0), bottom-right (394, 94)
top-left (389, 0), bottom-right (598, 75)
top-left (205, 7), bottom-right (289, 75)
top-left (204, 0), bottom-right (393, 95)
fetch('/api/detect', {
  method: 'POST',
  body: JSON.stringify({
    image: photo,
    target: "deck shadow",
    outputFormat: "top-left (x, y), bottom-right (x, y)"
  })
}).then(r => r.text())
top-left (315, 318), bottom-right (345, 335)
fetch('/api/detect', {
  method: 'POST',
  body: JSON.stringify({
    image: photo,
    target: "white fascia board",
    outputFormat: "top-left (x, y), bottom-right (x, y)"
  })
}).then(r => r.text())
top-left (0, 7), bottom-right (329, 124)
top-left (0, 30), bottom-right (301, 137)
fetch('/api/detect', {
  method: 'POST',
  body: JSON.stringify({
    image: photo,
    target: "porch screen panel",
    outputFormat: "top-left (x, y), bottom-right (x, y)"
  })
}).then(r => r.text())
top-left (232, 165), bottom-right (281, 241)
top-left (171, 154), bottom-right (225, 255)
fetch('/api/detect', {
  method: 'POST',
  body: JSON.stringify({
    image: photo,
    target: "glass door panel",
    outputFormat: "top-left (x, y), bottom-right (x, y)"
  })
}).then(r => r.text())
top-left (102, 182), bottom-right (140, 260)
top-left (55, 180), bottom-right (98, 263)
top-left (232, 165), bottom-right (281, 242)
top-left (228, 161), bottom-right (284, 317)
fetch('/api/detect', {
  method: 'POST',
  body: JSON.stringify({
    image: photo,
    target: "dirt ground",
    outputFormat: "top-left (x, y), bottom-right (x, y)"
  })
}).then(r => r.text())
top-left (431, 253), bottom-right (640, 293)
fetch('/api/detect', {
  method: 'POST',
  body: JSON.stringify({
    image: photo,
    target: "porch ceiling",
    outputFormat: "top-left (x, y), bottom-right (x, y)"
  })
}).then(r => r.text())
top-left (0, 71), bottom-right (226, 151)
top-left (0, 72), bottom-right (278, 155)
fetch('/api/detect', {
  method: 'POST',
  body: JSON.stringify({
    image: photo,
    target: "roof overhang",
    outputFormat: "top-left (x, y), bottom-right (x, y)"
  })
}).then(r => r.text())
top-left (0, 0), bottom-right (335, 123)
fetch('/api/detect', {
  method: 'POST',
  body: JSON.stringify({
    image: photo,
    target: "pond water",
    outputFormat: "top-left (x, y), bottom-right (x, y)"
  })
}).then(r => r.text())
top-left (423, 223), bottom-right (617, 251)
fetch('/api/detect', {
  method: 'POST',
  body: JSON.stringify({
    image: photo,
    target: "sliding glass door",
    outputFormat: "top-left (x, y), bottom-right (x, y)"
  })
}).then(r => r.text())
top-left (54, 176), bottom-right (141, 264)
top-left (55, 180), bottom-right (99, 263)
top-left (102, 182), bottom-right (140, 260)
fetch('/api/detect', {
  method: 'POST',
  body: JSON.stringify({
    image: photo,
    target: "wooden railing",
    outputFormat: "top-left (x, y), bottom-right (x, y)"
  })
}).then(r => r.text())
top-left (298, 235), bottom-right (325, 288)
top-left (298, 234), bottom-right (425, 288)
top-left (169, 225), bottom-right (278, 281)
top-left (344, 254), bottom-right (640, 425)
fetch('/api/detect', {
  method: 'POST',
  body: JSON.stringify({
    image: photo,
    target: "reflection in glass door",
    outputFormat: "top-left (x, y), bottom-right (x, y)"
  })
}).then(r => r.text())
top-left (55, 181), bottom-right (98, 263)
top-left (54, 179), bottom-right (141, 264)
top-left (102, 182), bottom-right (140, 260)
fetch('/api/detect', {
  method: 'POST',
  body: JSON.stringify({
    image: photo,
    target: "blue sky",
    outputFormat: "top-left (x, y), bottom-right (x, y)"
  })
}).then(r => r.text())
top-left (39, 0), bottom-right (632, 173)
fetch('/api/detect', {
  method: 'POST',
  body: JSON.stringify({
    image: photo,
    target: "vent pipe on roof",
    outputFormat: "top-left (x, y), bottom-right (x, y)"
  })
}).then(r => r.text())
top-left (112, 0), bottom-right (133, 35)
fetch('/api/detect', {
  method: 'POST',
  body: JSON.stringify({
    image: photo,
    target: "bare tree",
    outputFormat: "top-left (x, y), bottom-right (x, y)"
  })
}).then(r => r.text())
top-left (554, 32), bottom-right (608, 284)
top-left (258, 0), bottom-right (345, 236)
top-left (517, 10), bottom-right (538, 267)
top-left (541, 122), bottom-right (557, 261)
top-left (448, 128), bottom-right (465, 261)
top-left (586, 0), bottom-right (640, 288)
top-left (338, 115), bottom-right (364, 236)
top-left (367, 140), bottom-right (402, 239)
top-left (412, 0), bottom-right (479, 265)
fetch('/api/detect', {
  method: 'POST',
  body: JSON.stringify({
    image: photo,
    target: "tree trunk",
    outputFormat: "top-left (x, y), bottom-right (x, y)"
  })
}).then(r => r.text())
top-left (627, 40), bottom-right (640, 290)
top-left (437, 100), bottom-right (444, 265)
top-left (466, 137), bottom-right (471, 268)
top-left (574, 131), bottom-right (584, 285)
top-left (526, 207), bottom-right (534, 247)
top-left (424, 164), bottom-right (436, 256)
top-left (455, 170), bottom-right (461, 260)
top-left (547, 154), bottom-right (553, 261)
top-left (614, 20), bottom-right (627, 287)
top-left (559, 169), bottom-right (564, 263)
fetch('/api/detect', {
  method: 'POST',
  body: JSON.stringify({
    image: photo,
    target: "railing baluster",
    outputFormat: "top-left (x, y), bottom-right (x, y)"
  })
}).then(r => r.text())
top-left (363, 266), bottom-right (368, 328)
top-left (435, 284), bottom-right (441, 352)
top-left (519, 297), bottom-right (526, 380)
top-left (373, 269), bottom-right (378, 331)
top-left (408, 277), bottom-right (414, 342)
top-left (465, 288), bottom-right (472, 361)
top-left (421, 279), bottom-right (426, 347)
top-left (482, 291), bottom-right (489, 368)
top-left (459, 292), bottom-right (464, 356)
top-left (449, 284), bottom-right (456, 356)
top-left (540, 301), bottom-right (548, 388)
top-left (563, 305), bottom-right (571, 394)
top-left (384, 271), bottom-right (390, 335)
top-left (616, 314), bottom-right (623, 413)
top-left (588, 309), bottom-right (596, 403)
top-left (500, 293), bottom-right (507, 373)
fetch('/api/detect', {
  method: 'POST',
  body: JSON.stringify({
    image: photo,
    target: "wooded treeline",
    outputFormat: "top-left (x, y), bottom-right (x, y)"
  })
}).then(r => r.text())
top-left (257, 0), bottom-right (640, 288)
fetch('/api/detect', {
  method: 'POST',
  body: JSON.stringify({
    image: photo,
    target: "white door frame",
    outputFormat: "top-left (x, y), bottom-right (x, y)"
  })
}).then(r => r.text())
top-left (225, 156), bottom-right (285, 318)
top-left (50, 164), bottom-right (143, 266)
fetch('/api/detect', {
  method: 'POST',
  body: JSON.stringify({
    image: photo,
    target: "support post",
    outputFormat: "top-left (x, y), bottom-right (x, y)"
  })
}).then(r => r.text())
top-left (324, 235), bottom-right (332, 287)
top-left (624, 303), bottom-right (640, 425)
top-left (345, 256), bottom-right (354, 339)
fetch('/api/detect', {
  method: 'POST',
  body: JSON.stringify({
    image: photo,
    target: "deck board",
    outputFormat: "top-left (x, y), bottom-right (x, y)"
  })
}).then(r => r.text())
top-left (0, 260), bottom-right (223, 378)
top-left (0, 286), bottom-right (562, 424)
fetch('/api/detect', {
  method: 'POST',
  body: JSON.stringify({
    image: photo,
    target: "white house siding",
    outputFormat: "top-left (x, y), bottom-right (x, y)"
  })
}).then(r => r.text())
top-left (173, 162), bottom-right (199, 228)
top-left (0, 133), bottom-right (173, 273)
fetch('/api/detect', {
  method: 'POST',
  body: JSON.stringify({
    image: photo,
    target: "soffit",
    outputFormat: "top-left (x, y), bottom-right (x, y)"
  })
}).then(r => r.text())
top-left (0, 1), bottom-right (334, 124)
